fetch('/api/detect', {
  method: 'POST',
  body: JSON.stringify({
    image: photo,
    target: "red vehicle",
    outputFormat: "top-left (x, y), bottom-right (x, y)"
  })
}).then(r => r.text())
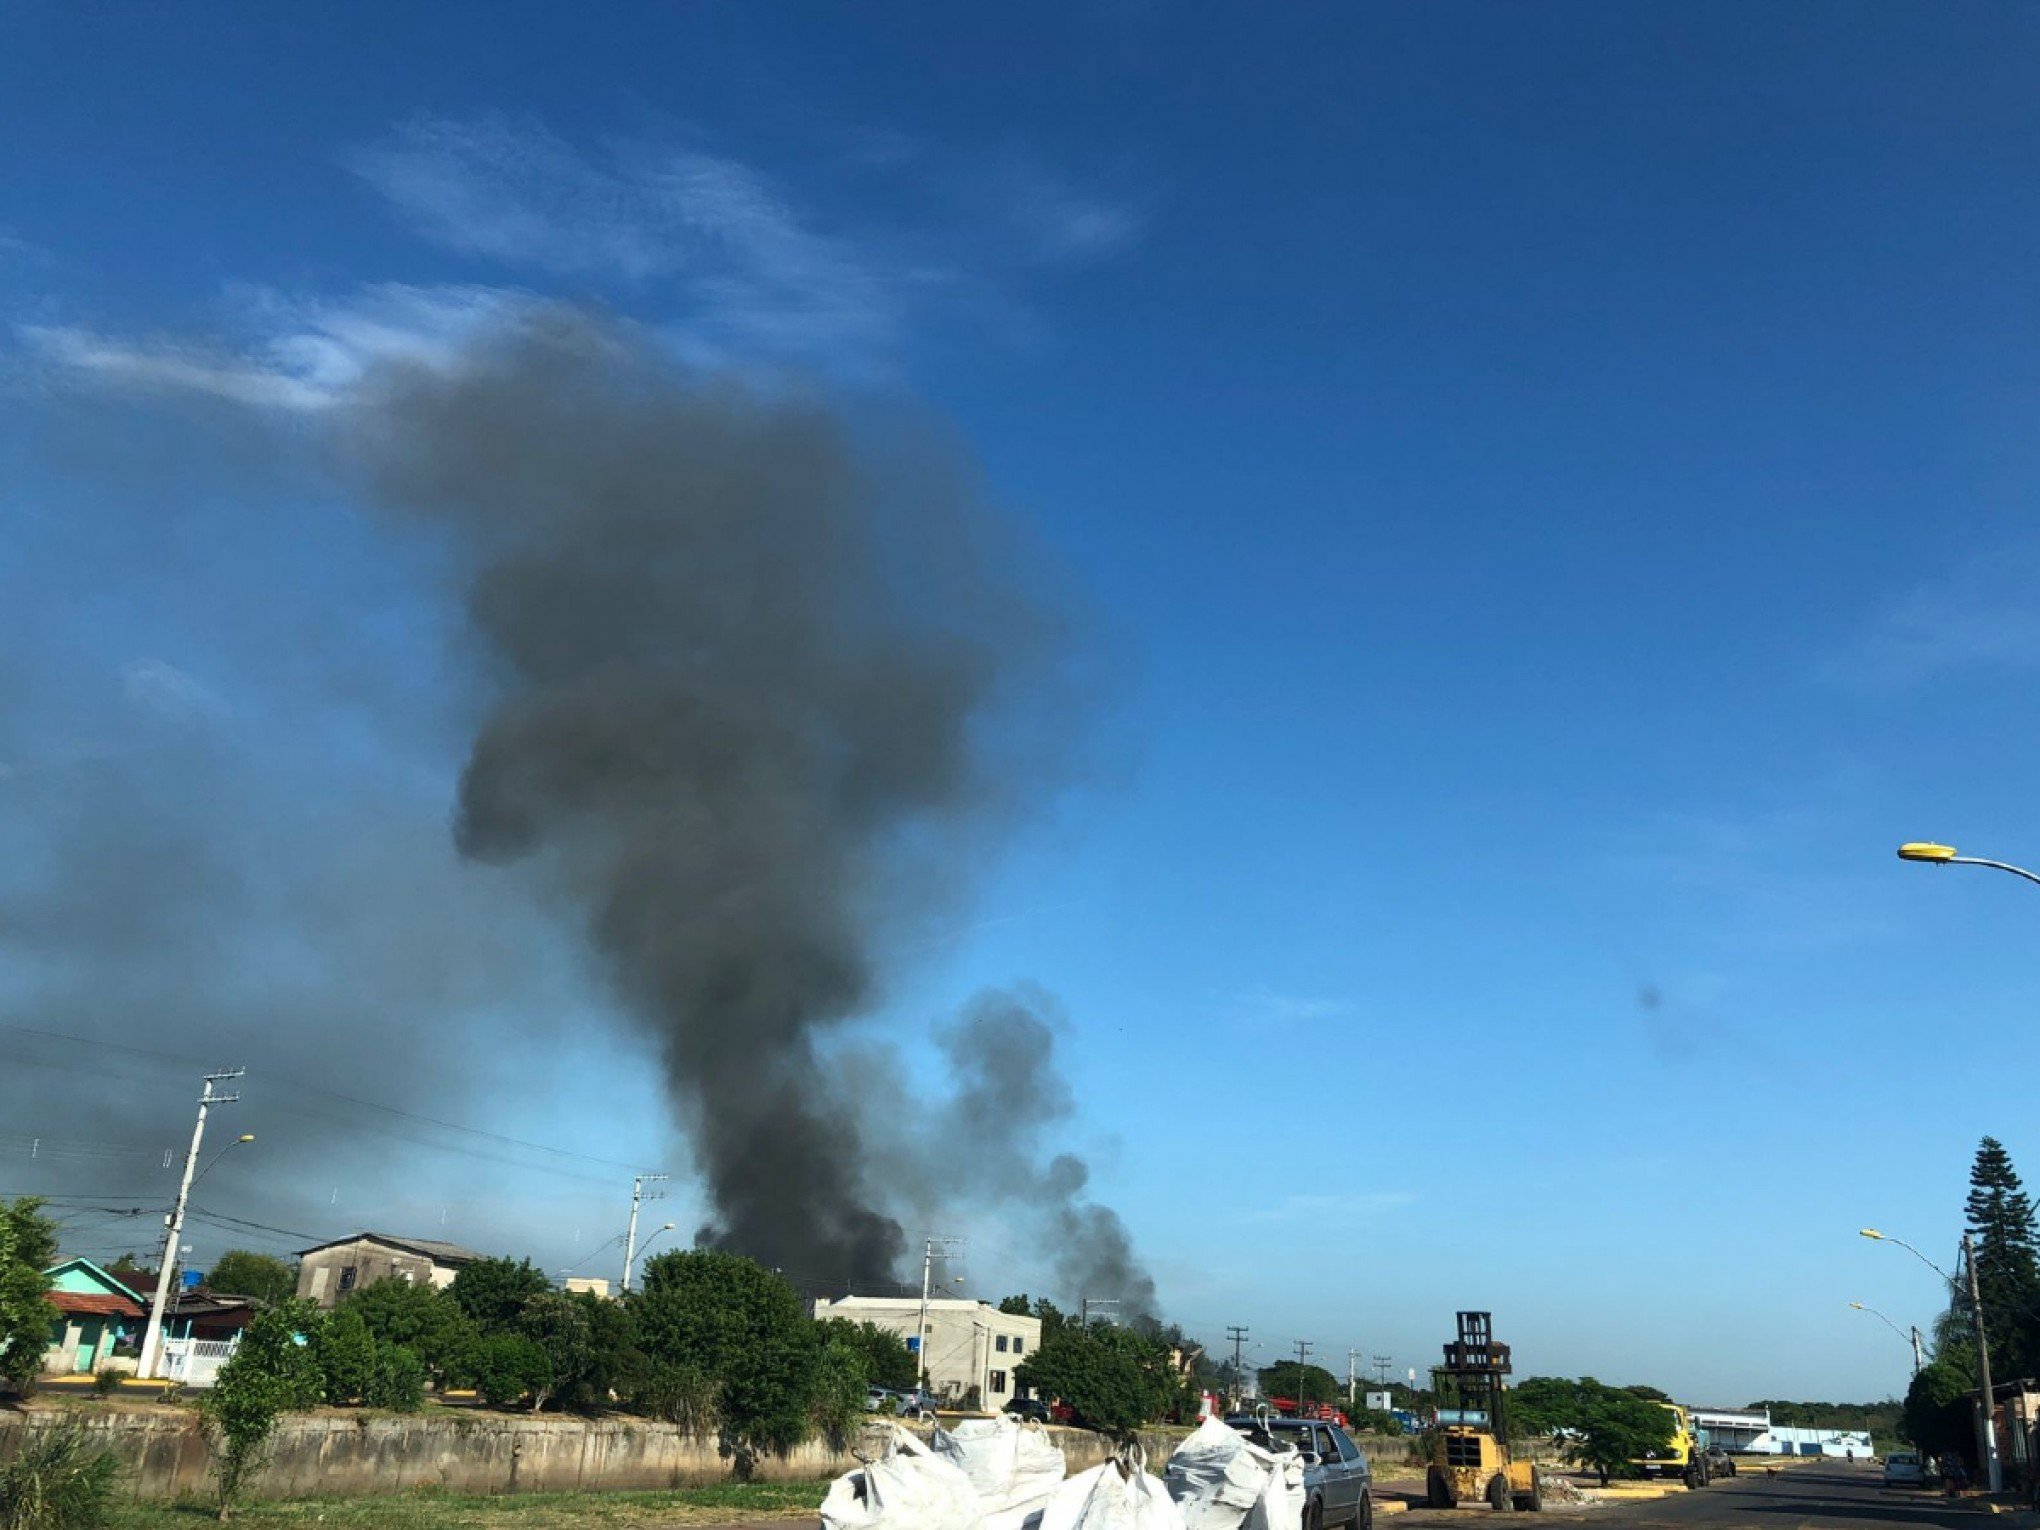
top-left (1267, 1397), bottom-right (1350, 1429)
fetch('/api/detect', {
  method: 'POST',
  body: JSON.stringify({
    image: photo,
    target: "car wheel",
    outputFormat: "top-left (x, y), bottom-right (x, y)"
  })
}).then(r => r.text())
top-left (1303, 1497), bottom-right (1323, 1530)
top-left (1356, 1489), bottom-right (1373, 1530)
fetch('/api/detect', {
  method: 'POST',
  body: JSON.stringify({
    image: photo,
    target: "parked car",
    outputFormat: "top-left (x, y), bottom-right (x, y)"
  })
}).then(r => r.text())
top-left (893, 1386), bottom-right (938, 1420)
top-left (1004, 1397), bottom-right (1054, 1423)
top-left (865, 1386), bottom-right (900, 1413)
top-left (1703, 1447), bottom-right (1739, 1478)
top-left (1882, 1451), bottom-right (1925, 1489)
top-left (1229, 1416), bottom-right (1374, 1530)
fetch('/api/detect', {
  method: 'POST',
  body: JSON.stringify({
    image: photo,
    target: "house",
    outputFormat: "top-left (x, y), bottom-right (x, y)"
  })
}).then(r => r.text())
top-left (812, 1295), bottom-right (1041, 1410)
top-left (294, 1232), bottom-right (483, 1308)
top-left (42, 1259), bottom-right (146, 1376)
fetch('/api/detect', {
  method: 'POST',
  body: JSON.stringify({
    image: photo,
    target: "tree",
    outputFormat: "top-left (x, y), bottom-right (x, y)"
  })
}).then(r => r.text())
top-left (1622, 1384), bottom-right (1671, 1403)
top-left (1015, 1323), bottom-right (1177, 1436)
top-left (1561, 1379), bottom-right (1675, 1485)
top-left (345, 1276), bottom-right (476, 1380)
top-left (0, 1199), bottom-right (59, 1396)
top-left (200, 1300), bottom-right (327, 1518)
top-left (450, 1257), bottom-right (553, 1335)
top-left (368, 1345), bottom-right (427, 1411)
top-left (818, 1317), bottom-right (916, 1392)
top-left (811, 1339), bottom-right (872, 1449)
top-left (1507, 1376), bottom-right (1585, 1440)
top-left (470, 1334), bottom-right (554, 1409)
top-left (1903, 1357), bottom-right (1974, 1472)
top-left (1257, 1361), bottom-right (1343, 1411)
top-left (518, 1291), bottom-right (596, 1411)
top-left (206, 1251), bottom-right (298, 1308)
top-left (633, 1250), bottom-right (820, 1466)
top-left (999, 1294), bottom-right (1069, 1343)
top-left (1966, 1137), bottom-right (2040, 1376)
top-left (311, 1306), bottom-right (378, 1405)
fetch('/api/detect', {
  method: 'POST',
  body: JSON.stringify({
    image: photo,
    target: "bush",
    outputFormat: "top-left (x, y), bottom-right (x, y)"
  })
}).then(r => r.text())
top-left (470, 1335), bottom-right (554, 1408)
top-left (344, 1277), bottom-right (476, 1383)
top-left (810, 1341), bottom-right (872, 1450)
top-left (312, 1307), bottom-right (377, 1405)
top-left (0, 1200), bottom-right (59, 1398)
top-left (0, 1419), bottom-right (118, 1530)
top-left (200, 1301), bottom-right (326, 1518)
top-left (449, 1259), bottom-right (551, 1336)
top-left (90, 1368), bottom-right (122, 1400)
top-left (635, 1362), bottom-right (721, 1432)
top-left (368, 1345), bottom-right (427, 1412)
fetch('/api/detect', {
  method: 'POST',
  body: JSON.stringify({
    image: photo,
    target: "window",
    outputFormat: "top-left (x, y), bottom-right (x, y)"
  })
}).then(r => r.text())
top-left (1013, 1337), bottom-right (1024, 1355)
top-left (996, 1335), bottom-right (1009, 1352)
top-left (990, 1370), bottom-right (1008, 1394)
top-left (337, 1265), bottom-right (357, 1293)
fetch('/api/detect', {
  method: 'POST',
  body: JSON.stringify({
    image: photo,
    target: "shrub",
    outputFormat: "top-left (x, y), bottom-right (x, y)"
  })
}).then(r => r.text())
top-left (470, 1334), bottom-right (554, 1408)
top-left (311, 1307), bottom-right (377, 1405)
top-left (368, 1345), bottom-right (427, 1412)
top-left (810, 1341), bottom-right (872, 1450)
top-left (90, 1368), bottom-right (122, 1400)
top-left (199, 1301), bottom-right (326, 1518)
top-left (0, 1419), bottom-right (118, 1530)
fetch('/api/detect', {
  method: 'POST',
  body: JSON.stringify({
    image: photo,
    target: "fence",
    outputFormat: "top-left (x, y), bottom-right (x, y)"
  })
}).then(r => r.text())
top-left (160, 1336), bottom-right (238, 1388)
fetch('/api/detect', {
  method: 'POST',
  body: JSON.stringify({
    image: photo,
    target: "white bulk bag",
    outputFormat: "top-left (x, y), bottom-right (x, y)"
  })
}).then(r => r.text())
top-left (821, 1424), bottom-right (989, 1530)
top-left (1164, 1418), bottom-right (1303, 1530)
top-left (934, 1415), bottom-right (1069, 1529)
top-left (1040, 1447), bottom-right (1188, 1530)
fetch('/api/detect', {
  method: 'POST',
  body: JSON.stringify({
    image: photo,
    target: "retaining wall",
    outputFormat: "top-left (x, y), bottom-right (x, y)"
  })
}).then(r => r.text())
top-left (0, 1404), bottom-right (1169, 1502)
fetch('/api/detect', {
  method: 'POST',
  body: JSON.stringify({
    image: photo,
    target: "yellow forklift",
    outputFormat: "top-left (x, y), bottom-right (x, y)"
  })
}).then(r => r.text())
top-left (1425, 1311), bottom-right (1542, 1512)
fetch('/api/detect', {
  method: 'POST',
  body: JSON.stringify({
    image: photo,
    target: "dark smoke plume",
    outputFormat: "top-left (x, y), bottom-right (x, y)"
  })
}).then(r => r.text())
top-left (937, 988), bottom-right (1157, 1316)
top-left (340, 314), bottom-right (1084, 1286)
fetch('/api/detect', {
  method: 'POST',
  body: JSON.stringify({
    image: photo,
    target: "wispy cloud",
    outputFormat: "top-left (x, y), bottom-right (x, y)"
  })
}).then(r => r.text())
top-left (1830, 544), bottom-right (2040, 689)
top-left (120, 658), bottom-right (225, 723)
top-left (994, 158), bottom-right (1145, 266)
top-left (346, 116), bottom-right (906, 362)
top-left (18, 284), bottom-right (536, 411)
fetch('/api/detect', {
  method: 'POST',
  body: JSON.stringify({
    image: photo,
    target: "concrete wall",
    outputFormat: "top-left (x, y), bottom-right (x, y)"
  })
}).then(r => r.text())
top-left (0, 1405), bottom-right (1171, 1502)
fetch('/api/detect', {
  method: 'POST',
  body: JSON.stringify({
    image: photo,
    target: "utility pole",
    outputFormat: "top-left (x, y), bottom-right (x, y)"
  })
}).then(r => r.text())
top-left (1910, 1326), bottom-right (1925, 1378)
top-left (1347, 1347), bottom-right (1361, 1405)
top-left (140, 1069), bottom-right (241, 1380)
top-left (1294, 1340), bottom-right (1314, 1415)
top-left (1964, 1232), bottom-right (2003, 1493)
top-left (914, 1236), bottom-right (963, 1389)
top-left (1374, 1356), bottom-right (1393, 1389)
top-left (1226, 1325), bottom-right (1249, 1405)
top-left (619, 1173), bottom-right (668, 1294)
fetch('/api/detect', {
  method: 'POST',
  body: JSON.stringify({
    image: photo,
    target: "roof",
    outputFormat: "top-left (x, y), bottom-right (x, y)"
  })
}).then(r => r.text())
top-left (44, 1257), bottom-right (149, 1305)
top-left (294, 1231), bottom-right (484, 1264)
top-left (49, 1290), bottom-right (144, 1319)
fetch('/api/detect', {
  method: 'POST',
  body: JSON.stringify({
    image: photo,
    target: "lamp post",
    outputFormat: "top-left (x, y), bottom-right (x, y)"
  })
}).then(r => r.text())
top-left (1896, 842), bottom-right (2040, 888)
top-left (1862, 1228), bottom-right (2000, 1490)
top-left (1848, 1301), bottom-right (1924, 1376)
top-left (630, 1222), bottom-right (677, 1281)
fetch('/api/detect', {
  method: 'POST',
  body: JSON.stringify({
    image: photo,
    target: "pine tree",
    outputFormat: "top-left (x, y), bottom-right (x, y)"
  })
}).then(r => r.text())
top-left (1964, 1137), bottom-right (2040, 1377)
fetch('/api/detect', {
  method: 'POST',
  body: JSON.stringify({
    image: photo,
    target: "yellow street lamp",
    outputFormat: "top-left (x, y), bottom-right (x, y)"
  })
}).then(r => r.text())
top-left (1896, 843), bottom-right (2040, 887)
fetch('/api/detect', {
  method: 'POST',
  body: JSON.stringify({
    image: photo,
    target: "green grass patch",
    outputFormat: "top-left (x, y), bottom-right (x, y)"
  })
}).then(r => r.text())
top-left (109, 1480), bottom-right (831, 1529)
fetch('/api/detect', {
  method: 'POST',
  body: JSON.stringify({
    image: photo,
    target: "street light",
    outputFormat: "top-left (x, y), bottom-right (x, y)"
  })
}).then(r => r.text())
top-left (1862, 1228), bottom-right (2000, 1489)
top-left (1896, 843), bottom-right (2040, 888)
top-left (190, 1133), bottom-right (256, 1193)
top-left (631, 1222), bottom-right (677, 1274)
top-left (1848, 1302), bottom-right (1924, 1375)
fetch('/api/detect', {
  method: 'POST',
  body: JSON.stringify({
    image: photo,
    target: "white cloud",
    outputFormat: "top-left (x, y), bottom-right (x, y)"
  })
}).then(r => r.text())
top-left (1250, 1190), bottom-right (1415, 1223)
top-left (1832, 544), bottom-right (2040, 688)
top-left (996, 159), bottom-right (1145, 265)
top-left (19, 283), bottom-right (536, 412)
top-left (120, 658), bottom-right (224, 722)
top-left (346, 116), bottom-right (904, 360)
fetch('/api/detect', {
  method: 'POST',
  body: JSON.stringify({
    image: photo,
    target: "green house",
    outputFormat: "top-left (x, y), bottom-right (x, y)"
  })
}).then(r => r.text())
top-left (43, 1258), bottom-right (147, 1376)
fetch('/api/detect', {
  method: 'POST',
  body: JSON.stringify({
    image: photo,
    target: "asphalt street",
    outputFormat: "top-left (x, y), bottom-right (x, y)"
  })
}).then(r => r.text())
top-left (1391, 1462), bottom-right (2027, 1530)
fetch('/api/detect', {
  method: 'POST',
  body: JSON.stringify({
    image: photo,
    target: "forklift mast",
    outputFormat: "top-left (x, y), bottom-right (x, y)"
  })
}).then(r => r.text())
top-left (1439, 1311), bottom-right (1513, 1439)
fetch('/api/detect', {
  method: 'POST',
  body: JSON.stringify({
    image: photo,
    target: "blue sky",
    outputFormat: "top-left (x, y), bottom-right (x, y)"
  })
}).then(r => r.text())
top-left (6, 1), bottom-right (2040, 1403)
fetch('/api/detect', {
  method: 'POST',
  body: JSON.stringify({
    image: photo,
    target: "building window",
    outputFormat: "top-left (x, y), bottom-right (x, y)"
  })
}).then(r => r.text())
top-left (1013, 1337), bottom-right (1024, 1355)
top-left (996, 1335), bottom-right (1008, 1352)
top-left (337, 1265), bottom-right (357, 1293)
top-left (990, 1370), bottom-right (1008, 1394)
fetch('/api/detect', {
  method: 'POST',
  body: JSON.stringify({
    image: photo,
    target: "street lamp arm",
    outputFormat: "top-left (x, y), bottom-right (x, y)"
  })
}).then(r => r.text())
top-left (1862, 1229), bottom-right (1959, 1290)
top-left (1850, 1302), bottom-right (1911, 1346)
top-left (1948, 857), bottom-right (2040, 888)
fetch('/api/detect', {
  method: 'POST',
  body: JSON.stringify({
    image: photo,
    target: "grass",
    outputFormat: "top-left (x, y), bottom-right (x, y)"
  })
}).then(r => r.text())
top-left (108, 1481), bottom-right (832, 1530)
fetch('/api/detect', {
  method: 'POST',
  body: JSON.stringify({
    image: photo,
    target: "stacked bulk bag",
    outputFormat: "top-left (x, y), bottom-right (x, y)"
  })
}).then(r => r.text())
top-left (933, 1415), bottom-right (1070, 1530)
top-left (1164, 1416), bottom-right (1304, 1530)
top-left (820, 1424), bottom-right (988, 1530)
top-left (1040, 1445), bottom-right (1188, 1530)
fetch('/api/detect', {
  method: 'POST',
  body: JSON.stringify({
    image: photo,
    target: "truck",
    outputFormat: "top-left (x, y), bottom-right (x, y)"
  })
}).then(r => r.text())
top-left (1634, 1402), bottom-right (1710, 1488)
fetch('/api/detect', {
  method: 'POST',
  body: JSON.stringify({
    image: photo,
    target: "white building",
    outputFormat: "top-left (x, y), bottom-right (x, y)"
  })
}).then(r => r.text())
top-left (814, 1295), bottom-right (1041, 1410)
top-left (1689, 1408), bottom-right (1873, 1457)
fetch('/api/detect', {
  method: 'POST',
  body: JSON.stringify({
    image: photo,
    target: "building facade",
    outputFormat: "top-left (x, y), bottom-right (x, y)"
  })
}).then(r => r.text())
top-left (41, 1258), bottom-right (145, 1375)
top-left (1689, 1408), bottom-right (1872, 1457)
top-left (813, 1295), bottom-right (1041, 1409)
top-left (294, 1232), bottom-right (482, 1308)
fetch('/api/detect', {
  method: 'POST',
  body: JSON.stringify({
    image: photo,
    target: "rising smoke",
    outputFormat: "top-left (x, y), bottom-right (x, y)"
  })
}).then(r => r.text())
top-left (330, 311), bottom-right (1148, 1296)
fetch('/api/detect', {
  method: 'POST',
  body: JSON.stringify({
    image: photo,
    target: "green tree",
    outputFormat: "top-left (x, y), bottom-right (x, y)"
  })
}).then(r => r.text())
top-left (1902, 1357), bottom-right (1974, 1472)
top-left (310, 1306), bottom-right (377, 1405)
top-left (470, 1334), bottom-right (554, 1409)
top-left (1966, 1137), bottom-right (2040, 1377)
top-left (200, 1300), bottom-right (327, 1518)
top-left (518, 1291), bottom-right (597, 1411)
top-left (634, 1250), bottom-right (820, 1465)
top-left (0, 1199), bottom-right (59, 1396)
top-left (818, 1317), bottom-right (916, 1392)
top-left (1561, 1379), bottom-right (1675, 1486)
top-left (368, 1345), bottom-right (427, 1412)
top-left (998, 1295), bottom-right (1069, 1343)
top-left (1622, 1384), bottom-right (1671, 1403)
top-left (344, 1276), bottom-right (476, 1380)
top-left (1257, 1361), bottom-right (1343, 1411)
top-left (449, 1258), bottom-right (552, 1335)
top-left (1015, 1323), bottom-right (1177, 1436)
top-left (811, 1339), bottom-right (872, 1450)
top-left (205, 1252), bottom-right (298, 1308)
top-left (1507, 1376), bottom-right (1584, 1440)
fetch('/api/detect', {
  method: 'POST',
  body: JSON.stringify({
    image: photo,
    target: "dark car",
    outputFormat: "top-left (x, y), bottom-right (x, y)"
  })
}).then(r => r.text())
top-left (1229, 1416), bottom-right (1374, 1530)
top-left (1703, 1447), bottom-right (1738, 1478)
top-left (1004, 1397), bottom-right (1053, 1423)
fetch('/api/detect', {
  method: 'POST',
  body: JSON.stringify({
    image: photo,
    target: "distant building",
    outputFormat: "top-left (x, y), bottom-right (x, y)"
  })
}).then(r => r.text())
top-left (1689, 1407), bottom-right (1769, 1451)
top-left (1689, 1407), bottom-right (1871, 1457)
top-left (813, 1295), bottom-right (1040, 1409)
top-left (41, 1258), bottom-right (146, 1375)
top-left (294, 1232), bottom-right (483, 1308)
top-left (564, 1276), bottom-right (612, 1298)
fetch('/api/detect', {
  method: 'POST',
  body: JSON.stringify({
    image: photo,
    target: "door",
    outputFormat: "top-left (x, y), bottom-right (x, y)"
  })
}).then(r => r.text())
top-left (73, 1320), bottom-right (99, 1373)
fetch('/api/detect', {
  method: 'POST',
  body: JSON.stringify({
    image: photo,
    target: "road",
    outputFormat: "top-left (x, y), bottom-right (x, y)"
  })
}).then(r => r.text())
top-left (1391, 1461), bottom-right (2028, 1530)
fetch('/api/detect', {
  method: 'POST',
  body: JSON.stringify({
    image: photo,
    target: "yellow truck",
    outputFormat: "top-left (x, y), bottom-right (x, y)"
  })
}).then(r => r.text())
top-left (1634, 1402), bottom-right (1710, 1488)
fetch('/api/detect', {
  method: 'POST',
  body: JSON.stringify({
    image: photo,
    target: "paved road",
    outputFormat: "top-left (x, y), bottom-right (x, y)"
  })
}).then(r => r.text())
top-left (1390, 1461), bottom-right (2028, 1530)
